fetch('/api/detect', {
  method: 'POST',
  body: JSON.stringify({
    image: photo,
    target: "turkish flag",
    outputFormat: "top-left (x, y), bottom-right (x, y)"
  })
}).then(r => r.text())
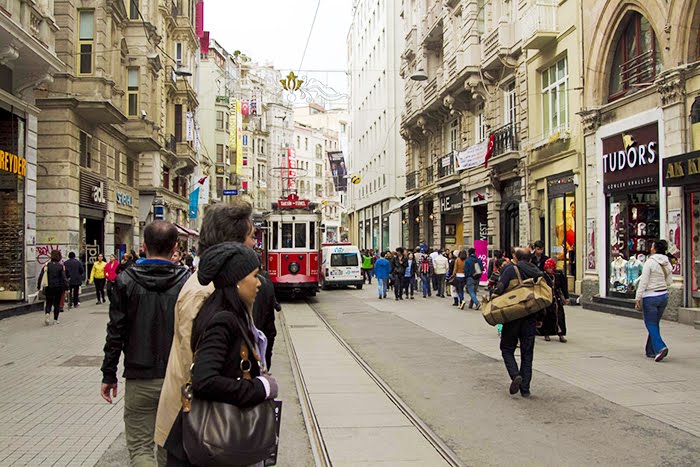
top-left (484, 133), bottom-right (495, 168)
top-left (241, 100), bottom-right (250, 116)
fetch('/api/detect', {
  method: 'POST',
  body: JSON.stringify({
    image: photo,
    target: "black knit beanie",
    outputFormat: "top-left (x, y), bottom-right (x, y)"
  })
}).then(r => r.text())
top-left (197, 242), bottom-right (260, 289)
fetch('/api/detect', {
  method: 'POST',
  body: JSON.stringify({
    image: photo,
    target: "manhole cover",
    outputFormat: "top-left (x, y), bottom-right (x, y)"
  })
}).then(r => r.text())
top-left (289, 325), bottom-right (320, 329)
top-left (60, 355), bottom-right (103, 367)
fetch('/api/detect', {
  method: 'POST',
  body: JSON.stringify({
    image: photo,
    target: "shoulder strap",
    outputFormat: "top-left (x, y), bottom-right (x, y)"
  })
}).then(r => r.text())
top-left (513, 266), bottom-right (523, 284)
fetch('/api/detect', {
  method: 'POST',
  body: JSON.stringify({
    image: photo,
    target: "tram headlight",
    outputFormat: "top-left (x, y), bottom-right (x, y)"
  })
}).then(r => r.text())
top-left (289, 262), bottom-right (300, 274)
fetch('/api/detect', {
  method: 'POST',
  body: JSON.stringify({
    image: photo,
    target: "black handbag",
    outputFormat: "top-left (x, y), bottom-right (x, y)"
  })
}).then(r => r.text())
top-left (181, 314), bottom-right (281, 467)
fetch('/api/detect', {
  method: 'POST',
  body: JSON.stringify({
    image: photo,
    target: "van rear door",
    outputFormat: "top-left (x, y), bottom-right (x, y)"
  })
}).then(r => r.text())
top-left (329, 251), bottom-right (360, 281)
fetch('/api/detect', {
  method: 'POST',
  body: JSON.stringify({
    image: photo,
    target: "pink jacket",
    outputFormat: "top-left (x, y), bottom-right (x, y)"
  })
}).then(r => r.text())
top-left (104, 260), bottom-right (119, 282)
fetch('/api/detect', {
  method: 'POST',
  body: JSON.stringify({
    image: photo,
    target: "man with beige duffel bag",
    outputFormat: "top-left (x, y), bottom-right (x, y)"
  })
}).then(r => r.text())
top-left (482, 247), bottom-right (553, 398)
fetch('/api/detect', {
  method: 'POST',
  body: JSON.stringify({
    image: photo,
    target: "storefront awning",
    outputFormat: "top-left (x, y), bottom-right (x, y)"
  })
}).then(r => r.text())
top-left (175, 223), bottom-right (199, 237)
top-left (389, 191), bottom-right (426, 214)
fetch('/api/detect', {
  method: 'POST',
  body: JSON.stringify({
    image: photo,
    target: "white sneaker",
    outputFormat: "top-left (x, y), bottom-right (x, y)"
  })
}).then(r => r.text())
top-left (54, 319), bottom-right (60, 325)
top-left (44, 314), bottom-right (50, 326)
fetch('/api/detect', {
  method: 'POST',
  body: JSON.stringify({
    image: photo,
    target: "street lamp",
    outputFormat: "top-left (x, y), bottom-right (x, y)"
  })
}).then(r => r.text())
top-left (410, 68), bottom-right (428, 81)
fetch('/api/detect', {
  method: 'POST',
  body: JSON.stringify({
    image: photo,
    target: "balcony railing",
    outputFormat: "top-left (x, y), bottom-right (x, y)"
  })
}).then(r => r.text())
top-left (521, 0), bottom-right (558, 50)
top-left (426, 166), bottom-right (434, 185)
top-left (482, 22), bottom-right (515, 69)
top-left (165, 134), bottom-right (177, 153)
top-left (404, 27), bottom-right (417, 59)
top-left (491, 123), bottom-right (519, 158)
top-left (619, 50), bottom-right (656, 88)
top-left (424, 77), bottom-right (438, 105)
top-left (406, 171), bottom-right (419, 191)
top-left (437, 152), bottom-right (455, 179)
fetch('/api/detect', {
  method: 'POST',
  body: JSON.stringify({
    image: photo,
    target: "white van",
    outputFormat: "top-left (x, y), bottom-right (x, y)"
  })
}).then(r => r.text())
top-left (320, 243), bottom-right (364, 290)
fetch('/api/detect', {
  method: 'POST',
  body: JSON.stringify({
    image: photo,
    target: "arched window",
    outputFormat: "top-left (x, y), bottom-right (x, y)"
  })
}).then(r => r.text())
top-left (608, 12), bottom-right (663, 101)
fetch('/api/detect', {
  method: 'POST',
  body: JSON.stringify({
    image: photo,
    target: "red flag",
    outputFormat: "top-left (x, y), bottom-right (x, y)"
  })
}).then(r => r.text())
top-left (241, 100), bottom-right (250, 116)
top-left (197, 176), bottom-right (208, 185)
top-left (484, 133), bottom-right (495, 168)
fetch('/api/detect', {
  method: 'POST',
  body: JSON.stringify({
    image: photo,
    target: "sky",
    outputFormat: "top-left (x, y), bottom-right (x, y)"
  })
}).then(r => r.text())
top-left (205, 0), bottom-right (354, 99)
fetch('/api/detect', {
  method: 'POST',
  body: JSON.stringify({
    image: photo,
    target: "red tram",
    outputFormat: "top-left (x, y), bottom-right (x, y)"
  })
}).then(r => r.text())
top-left (262, 195), bottom-right (321, 298)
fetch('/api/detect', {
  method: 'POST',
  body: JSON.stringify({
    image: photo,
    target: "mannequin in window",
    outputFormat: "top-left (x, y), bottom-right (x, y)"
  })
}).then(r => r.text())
top-left (626, 255), bottom-right (644, 289)
top-left (610, 254), bottom-right (628, 287)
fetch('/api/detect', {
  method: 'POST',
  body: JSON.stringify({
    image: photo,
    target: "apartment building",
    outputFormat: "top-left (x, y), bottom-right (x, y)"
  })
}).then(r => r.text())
top-left (347, 0), bottom-right (406, 251)
top-left (0, 0), bottom-right (63, 301)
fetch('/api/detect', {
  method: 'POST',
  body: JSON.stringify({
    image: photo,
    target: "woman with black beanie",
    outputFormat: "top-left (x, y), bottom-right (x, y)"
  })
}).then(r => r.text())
top-left (164, 242), bottom-right (278, 466)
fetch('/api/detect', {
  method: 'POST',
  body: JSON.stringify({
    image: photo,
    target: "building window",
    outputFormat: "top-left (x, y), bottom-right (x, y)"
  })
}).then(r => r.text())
top-left (315, 144), bottom-right (322, 159)
top-left (316, 164), bottom-right (322, 177)
top-left (475, 102), bottom-right (486, 143)
top-left (609, 13), bottom-right (662, 101)
top-left (216, 111), bottom-right (224, 130)
top-left (216, 176), bottom-right (223, 196)
top-left (305, 138), bottom-right (309, 150)
top-left (129, 0), bottom-right (139, 20)
top-left (80, 131), bottom-right (92, 168)
top-left (114, 151), bottom-right (121, 182)
top-left (542, 57), bottom-right (568, 137)
top-left (296, 136), bottom-right (300, 148)
top-left (446, 119), bottom-right (459, 152)
top-left (162, 166), bottom-right (170, 190)
top-left (78, 10), bottom-right (94, 75)
top-left (216, 144), bottom-right (224, 163)
top-left (175, 42), bottom-right (183, 65)
top-left (504, 82), bottom-right (517, 125)
top-left (175, 104), bottom-right (183, 141)
top-left (127, 68), bottom-right (139, 117)
top-left (127, 158), bottom-right (135, 187)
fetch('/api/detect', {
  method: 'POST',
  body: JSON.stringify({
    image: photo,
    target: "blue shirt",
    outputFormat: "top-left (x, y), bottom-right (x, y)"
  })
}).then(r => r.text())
top-left (405, 260), bottom-right (413, 277)
top-left (373, 258), bottom-right (391, 280)
top-left (139, 259), bottom-right (173, 265)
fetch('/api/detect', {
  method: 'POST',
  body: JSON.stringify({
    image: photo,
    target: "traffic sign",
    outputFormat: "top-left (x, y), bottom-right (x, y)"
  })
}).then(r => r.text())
top-left (223, 189), bottom-right (239, 196)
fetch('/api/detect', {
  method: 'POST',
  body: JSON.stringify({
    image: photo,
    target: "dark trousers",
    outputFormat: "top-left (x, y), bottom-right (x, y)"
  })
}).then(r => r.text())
top-left (421, 273), bottom-right (431, 297)
top-left (500, 316), bottom-right (537, 392)
top-left (44, 286), bottom-right (63, 320)
top-left (94, 278), bottom-right (106, 302)
top-left (266, 335), bottom-right (275, 370)
top-left (401, 276), bottom-right (414, 297)
top-left (393, 274), bottom-right (402, 299)
top-left (69, 285), bottom-right (80, 306)
top-left (431, 272), bottom-right (439, 291)
top-left (362, 268), bottom-right (373, 284)
top-left (434, 274), bottom-right (445, 296)
top-left (106, 280), bottom-right (114, 302)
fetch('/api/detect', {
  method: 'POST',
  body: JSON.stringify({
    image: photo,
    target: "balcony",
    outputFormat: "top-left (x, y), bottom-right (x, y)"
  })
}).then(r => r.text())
top-left (491, 123), bottom-right (519, 158)
top-left (176, 142), bottom-right (197, 172)
top-left (423, 77), bottom-right (439, 106)
top-left (404, 27), bottom-right (417, 60)
top-left (421, 2), bottom-right (442, 41)
top-left (406, 171), bottom-right (420, 191)
top-left (437, 152), bottom-right (456, 179)
top-left (481, 21), bottom-right (516, 70)
top-left (426, 166), bottom-right (434, 185)
top-left (521, 0), bottom-right (558, 50)
top-left (165, 134), bottom-right (177, 154)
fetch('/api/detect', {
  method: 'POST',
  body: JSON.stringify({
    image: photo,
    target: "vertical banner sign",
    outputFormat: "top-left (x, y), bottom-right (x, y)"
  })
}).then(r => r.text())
top-left (327, 151), bottom-right (348, 192)
top-left (186, 112), bottom-right (194, 142)
top-left (189, 188), bottom-right (200, 219)
top-left (474, 239), bottom-right (489, 283)
top-left (287, 148), bottom-right (297, 191)
top-left (586, 219), bottom-right (596, 270)
top-left (228, 97), bottom-right (236, 164)
top-left (236, 100), bottom-right (243, 174)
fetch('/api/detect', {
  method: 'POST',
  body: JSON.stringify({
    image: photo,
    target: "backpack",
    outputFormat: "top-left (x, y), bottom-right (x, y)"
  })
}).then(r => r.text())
top-left (468, 257), bottom-right (483, 279)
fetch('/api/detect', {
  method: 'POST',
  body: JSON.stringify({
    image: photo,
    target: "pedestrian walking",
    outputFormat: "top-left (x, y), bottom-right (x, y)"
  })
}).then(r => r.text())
top-left (402, 252), bottom-right (418, 299)
top-left (374, 252), bottom-right (391, 299)
top-left (100, 221), bottom-right (189, 466)
top-left (465, 248), bottom-right (484, 310)
top-left (161, 242), bottom-right (278, 466)
top-left (494, 248), bottom-right (547, 397)
top-left (419, 252), bottom-right (433, 298)
top-left (155, 202), bottom-right (265, 456)
top-left (254, 268), bottom-right (282, 370)
top-left (433, 250), bottom-right (448, 298)
top-left (487, 258), bottom-right (507, 336)
top-left (530, 240), bottom-right (550, 271)
top-left (487, 250), bottom-right (504, 279)
top-left (104, 254), bottom-right (119, 303)
top-left (635, 239), bottom-right (674, 362)
top-left (116, 253), bottom-right (135, 275)
top-left (391, 248), bottom-right (406, 300)
top-left (171, 249), bottom-right (184, 266)
top-left (361, 250), bottom-right (373, 284)
top-left (453, 250), bottom-right (467, 309)
top-left (541, 258), bottom-right (569, 342)
top-left (64, 251), bottom-right (85, 308)
top-left (89, 254), bottom-right (107, 304)
top-left (37, 250), bottom-right (68, 325)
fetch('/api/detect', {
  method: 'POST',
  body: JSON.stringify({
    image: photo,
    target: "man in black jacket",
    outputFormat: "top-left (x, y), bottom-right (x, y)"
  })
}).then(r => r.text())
top-left (495, 247), bottom-right (546, 398)
top-left (530, 240), bottom-right (550, 271)
top-left (392, 247), bottom-right (406, 301)
top-left (64, 252), bottom-right (84, 308)
top-left (100, 221), bottom-right (189, 466)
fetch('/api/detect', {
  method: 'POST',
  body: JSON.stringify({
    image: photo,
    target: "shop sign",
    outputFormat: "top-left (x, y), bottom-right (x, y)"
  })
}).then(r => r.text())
top-left (0, 150), bottom-right (27, 177)
top-left (215, 166), bottom-right (225, 175)
top-left (116, 192), bottom-right (133, 207)
top-left (80, 172), bottom-right (108, 210)
top-left (439, 190), bottom-right (463, 212)
top-left (602, 122), bottom-right (659, 193)
top-left (547, 173), bottom-right (575, 198)
top-left (662, 150), bottom-right (700, 186)
top-left (278, 193), bottom-right (308, 209)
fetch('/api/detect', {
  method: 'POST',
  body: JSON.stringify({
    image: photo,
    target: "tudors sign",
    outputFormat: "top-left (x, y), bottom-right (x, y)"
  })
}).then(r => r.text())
top-left (663, 150), bottom-right (700, 187)
top-left (80, 172), bottom-right (108, 210)
top-left (602, 122), bottom-right (659, 193)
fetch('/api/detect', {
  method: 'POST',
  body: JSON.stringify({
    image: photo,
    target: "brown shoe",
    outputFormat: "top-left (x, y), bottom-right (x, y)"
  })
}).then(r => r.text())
top-left (559, 336), bottom-right (567, 343)
top-left (544, 335), bottom-right (551, 341)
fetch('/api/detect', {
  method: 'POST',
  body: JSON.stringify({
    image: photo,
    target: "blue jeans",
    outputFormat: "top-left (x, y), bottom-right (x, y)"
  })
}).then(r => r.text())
top-left (377, 278), bottom-right (387, 298)
top-left (643, 294), bottom-right (668, 356)
top-left (421, 273), bottom-right (431, 297)
top-left (454, 277), bottom-right (465, 303)
top-left (466, 277), bottom-right (480, 307)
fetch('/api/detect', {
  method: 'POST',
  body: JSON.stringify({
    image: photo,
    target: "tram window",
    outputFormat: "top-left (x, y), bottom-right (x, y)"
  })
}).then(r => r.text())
top-left (272, 222), bottom-right (279, 249)
top-left (331, 253), bottom-right (359, 267)
top-left (309, 222), bottom-right (316, 249)
top-left (294, 223), bottom-right (307, 248)
top-left (282, 223), bottom-right (293, 248)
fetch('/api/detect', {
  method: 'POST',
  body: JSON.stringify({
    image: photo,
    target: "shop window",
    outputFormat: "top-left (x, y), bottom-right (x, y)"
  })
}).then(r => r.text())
top-left (216, 144), bottom-right (224, 163)
top-left (162, 166), bottom-right (170, 190)
top-left (542, 57), bottom-right (568, 136)
top-left (608, 192), bottom-right (659, 297)
top-left (690, 192), bottom-right (700, 297)
top-left (609, 13), bottom-right (662, 101)
top-left (78, 10), bottom-right (94, 75)
top-left (127, 68), bottom-right (139, 117)
top-left (129, 0), bottom-right (139, 20)
top-left (126, 158), bottom-right (135, 187)
top-left (79, 131), bottom-right (92, 168)
top-left (216, 111), bottom-right (224, 130)
top-left (549, 194), bottom-right (576, 278)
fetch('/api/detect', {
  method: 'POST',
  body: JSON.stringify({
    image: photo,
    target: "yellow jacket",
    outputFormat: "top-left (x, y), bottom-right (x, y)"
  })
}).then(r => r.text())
top-left (155, 274), bottom-right (215, 447)
top-left (89, 261), bottom-right (106, 282)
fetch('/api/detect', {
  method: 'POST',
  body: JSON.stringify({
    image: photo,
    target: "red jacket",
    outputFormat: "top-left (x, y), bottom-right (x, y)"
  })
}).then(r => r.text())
top-left (104, 260), bottom-right (119, 282)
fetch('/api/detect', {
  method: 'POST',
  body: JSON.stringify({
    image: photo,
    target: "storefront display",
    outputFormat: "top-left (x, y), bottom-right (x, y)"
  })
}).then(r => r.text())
top-left (548, 174), bottom-right (576, 279)
top-left (0, 109), bottom-right (25, 300)
top-left (603, 122), bottom-right (659, 298)
top-left (440, 189), bottom-right (463, 247)
top-left (500, 179), bottom-right (521, 257)
top-left (80, 171), bottom-right (107, 277)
